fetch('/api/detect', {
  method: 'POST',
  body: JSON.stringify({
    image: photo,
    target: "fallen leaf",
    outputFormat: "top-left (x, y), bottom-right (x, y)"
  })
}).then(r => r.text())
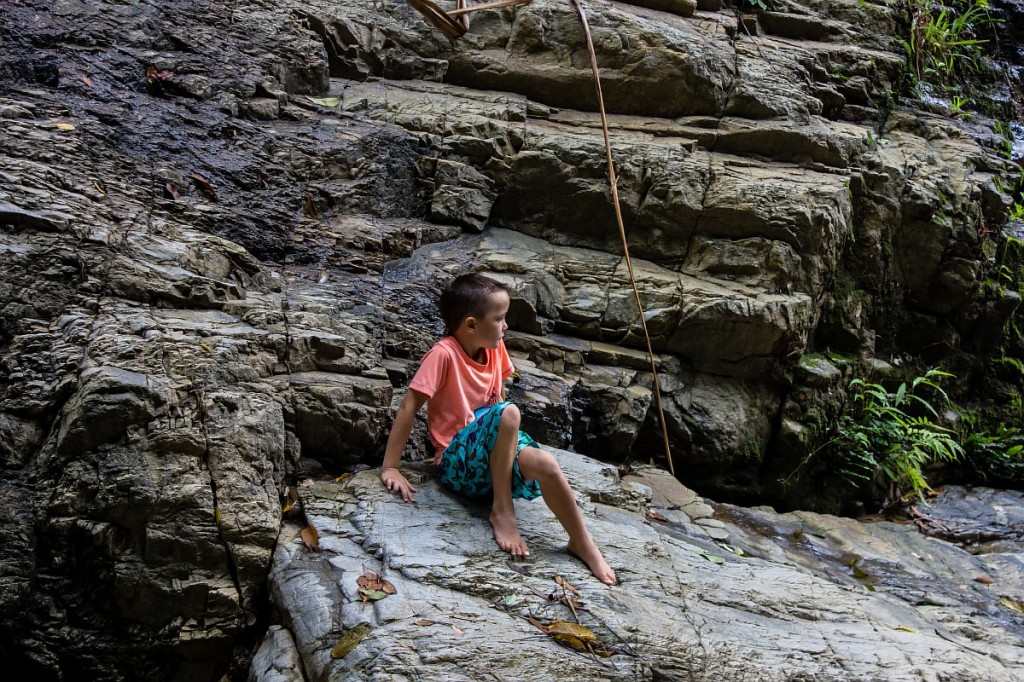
top-left (190, 172), bottom-right (218, 201)
top-left (506, 560), bottom-right (530, 576)
top-left (214, 506), bottom-right (221, 525)
top-left (500, 594), bottom-right (520, 608)
top-left (647, 509), bottom-right (669, 522)
top-left (333, 473), bottom-right (351, 484)
top-left (554, 575), bottom-right (579, 595)
top-left (163, 182), bottom-right (181, 201)
top-left (82, 75), bottom-right (93, 87)
top-left (357, 570), bottom-right (396, 601)
top-left (546, 620), bottom-right (599, 647)
top-left (414, 619), bottom-right (435, 626)
top-left (281, 486), bottom-right (299, 514)
top-left (330, 623), bottom-right (371, 659)
top-left (304, 194), bottom-right (319, 220)
top-left (451, 625), bottom-right (465, 636)
top-left (300, 523), bottom-right (320, 552)
top-left (306, 96), bottom-right (342, 107)
top-left (695, 550), bottom-right (726, 565)
top-left (1000, 596), bottom-right (1024, 613)
top-left (532, 619), bottom-right (611, 655)
top-left (92, 180), bottom-right (106, 196)
top-left (975, 576), bottom-right (994, 585)
top-left (146, 66), bottom-right (174, 84)
top-left (199, 342), bottom-right (213, 354)
top-left (894, 626), bottom-right (914, 632)
top-left (56, 123), bottom-right (75, 131)
top-left (719, 544), bottom-right (748, 557)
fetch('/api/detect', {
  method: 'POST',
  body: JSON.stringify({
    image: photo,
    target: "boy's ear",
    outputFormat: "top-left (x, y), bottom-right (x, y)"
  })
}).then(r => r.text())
top-left (465, 315), bottom-right (477, 331)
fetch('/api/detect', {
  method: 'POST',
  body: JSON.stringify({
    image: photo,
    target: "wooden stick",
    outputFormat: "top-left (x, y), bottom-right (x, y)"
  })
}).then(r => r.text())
top-left (446, 0), bottom-right (532, 18)
top-left (406, 0), bottom-right (468, 40)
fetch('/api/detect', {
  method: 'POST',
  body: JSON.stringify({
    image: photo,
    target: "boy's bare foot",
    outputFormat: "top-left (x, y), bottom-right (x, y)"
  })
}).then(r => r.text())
top-left (567, 538), bottom-right (617, 585)
top-left (490, 509), bottom-right (529, 557)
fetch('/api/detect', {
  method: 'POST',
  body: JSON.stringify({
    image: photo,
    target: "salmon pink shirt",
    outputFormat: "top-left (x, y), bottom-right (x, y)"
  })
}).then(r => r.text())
top-left (409, 336), bottom-right (514, 462)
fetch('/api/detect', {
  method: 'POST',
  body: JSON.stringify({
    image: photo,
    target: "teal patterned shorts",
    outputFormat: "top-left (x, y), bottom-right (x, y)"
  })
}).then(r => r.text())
top-left (438, 402), bottom-right (542, 501)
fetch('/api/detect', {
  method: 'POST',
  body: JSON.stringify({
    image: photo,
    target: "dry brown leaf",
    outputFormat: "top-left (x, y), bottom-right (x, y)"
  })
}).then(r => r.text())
top-left (146, 66), bottom-right (174, 84)
top-left (190, 172), bottom-right (218, 201)
top-left (300, 523), bottom-right (320, 552)
top-left (647, 509), bottom-right (669, 522)
top-left (451, 625), bottom-right (465, 636)
top-left (304, 194), bottom-right (319, 220)
top-left (282, 486), bottom-right (299, 514)
top-left (975, 576), bottom-right (994, 585)
top-left (357, 570), bottom-right (395, 601)
top-left (506, 560), bottom-right (530, 576)
top-left (56, 123), bottom-right (75, 131)
top-left (555, 575), bottom-right (579, 595)
top-left (82, 75), bottom-right (93, 87)
top-left (333, 473), bottom-right (351, 483)
top-left (414, 619), bottom-right (435, 626)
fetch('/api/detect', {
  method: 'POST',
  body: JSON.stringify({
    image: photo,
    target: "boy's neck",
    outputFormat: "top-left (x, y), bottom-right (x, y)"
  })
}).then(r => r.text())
top-left (452, 331), bottom-right (486, 363)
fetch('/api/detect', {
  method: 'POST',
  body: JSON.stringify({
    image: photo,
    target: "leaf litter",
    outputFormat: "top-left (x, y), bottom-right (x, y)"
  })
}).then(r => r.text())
top-left (357, 570), bottom-right (396, 602)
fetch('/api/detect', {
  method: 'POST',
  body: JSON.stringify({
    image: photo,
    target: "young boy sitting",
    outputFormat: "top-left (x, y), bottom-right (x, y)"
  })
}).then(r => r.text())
top-left (380, 273), bottom-right (617, 585)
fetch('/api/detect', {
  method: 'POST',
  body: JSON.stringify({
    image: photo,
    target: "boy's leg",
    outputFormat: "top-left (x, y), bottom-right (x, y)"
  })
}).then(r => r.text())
top-left (489, 404), bottom-right (529, 557)
top-left (518, 446), bottom-right (617, 585)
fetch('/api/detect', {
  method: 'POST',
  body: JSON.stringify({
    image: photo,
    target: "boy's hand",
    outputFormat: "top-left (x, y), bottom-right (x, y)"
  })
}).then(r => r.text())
top-left (381, 467), bottom-right (417, 503)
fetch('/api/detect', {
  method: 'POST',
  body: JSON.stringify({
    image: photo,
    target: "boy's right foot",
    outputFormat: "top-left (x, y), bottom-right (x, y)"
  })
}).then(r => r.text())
top-left (567, 538), bottom-right (617, 585)
top-left (490, 510), bottom-right (529, 557)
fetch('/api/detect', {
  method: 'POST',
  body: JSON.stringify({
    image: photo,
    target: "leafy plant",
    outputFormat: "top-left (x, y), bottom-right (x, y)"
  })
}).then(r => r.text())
top-left (900, 0), bottom-right (996, 87)
top-left (962, 428), bottom-right (1024, 487)
top-left (950, 94), bottom-right (971, 116)
top-left (827, 369), bottom-right (963, 505)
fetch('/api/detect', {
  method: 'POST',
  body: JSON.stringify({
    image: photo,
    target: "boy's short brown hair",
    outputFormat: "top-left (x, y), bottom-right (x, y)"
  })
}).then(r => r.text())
top-left (439, 273), bottom-right (508, 336)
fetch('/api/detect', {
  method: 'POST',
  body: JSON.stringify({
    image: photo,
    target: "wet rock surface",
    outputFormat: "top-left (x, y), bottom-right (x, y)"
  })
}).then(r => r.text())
top-left (1, 0), bottom-right (1022, 679)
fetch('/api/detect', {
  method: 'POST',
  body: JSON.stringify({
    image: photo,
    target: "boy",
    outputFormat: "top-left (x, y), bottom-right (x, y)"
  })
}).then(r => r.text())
top-left (380, 273), bottom-right (617, 585)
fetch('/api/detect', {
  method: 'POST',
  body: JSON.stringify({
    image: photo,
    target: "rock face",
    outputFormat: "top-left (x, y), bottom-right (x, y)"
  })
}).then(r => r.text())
top-left (1, 0), bottom-right (1022, 679)
top-left (258, 464), bottom-right (1024, 681)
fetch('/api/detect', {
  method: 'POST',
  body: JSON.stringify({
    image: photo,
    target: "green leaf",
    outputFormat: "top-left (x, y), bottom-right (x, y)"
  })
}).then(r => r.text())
top-left (695, 550), bottom-right (726, 565)
top-left (307, 96), bottom-right (341, 107)
top-left (362, 589), bottom-right (389, 601)
top-left (331, 623), bottom-right (372, 659)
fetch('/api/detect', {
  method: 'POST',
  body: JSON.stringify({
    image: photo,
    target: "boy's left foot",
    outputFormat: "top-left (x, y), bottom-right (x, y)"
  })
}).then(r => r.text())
top-left (567, 538), bottom-right (617, 585)
top-left (490, 509), bottom-right (530, 558)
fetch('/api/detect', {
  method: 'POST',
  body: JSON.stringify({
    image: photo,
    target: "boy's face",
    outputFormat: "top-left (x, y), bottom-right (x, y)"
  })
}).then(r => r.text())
top-left (470, 290), bottom-right (510, 349)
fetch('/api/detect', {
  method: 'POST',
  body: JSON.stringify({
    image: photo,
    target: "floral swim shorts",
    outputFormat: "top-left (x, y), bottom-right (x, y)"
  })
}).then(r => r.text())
top-left (438, 402), bottom-right (542, 501)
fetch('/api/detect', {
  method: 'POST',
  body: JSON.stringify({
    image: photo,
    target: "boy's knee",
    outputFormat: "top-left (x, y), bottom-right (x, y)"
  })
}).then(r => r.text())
top-left (523, 447), bottom-right (560, 481)
top-left (499, 403), bottom-right (521, 430)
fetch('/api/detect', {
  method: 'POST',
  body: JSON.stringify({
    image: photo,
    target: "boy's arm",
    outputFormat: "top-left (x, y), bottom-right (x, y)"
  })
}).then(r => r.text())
top-left (380, 388), bottom-right (429, 502)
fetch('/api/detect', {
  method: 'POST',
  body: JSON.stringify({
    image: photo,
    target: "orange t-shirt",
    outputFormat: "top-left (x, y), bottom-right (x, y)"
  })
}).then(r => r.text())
top-left (409, 336), bottom-right (514, 462)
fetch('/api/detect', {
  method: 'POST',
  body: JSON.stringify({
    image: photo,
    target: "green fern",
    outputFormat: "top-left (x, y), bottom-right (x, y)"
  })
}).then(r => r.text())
top-left (829, 369), bottom-right (963, 504)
